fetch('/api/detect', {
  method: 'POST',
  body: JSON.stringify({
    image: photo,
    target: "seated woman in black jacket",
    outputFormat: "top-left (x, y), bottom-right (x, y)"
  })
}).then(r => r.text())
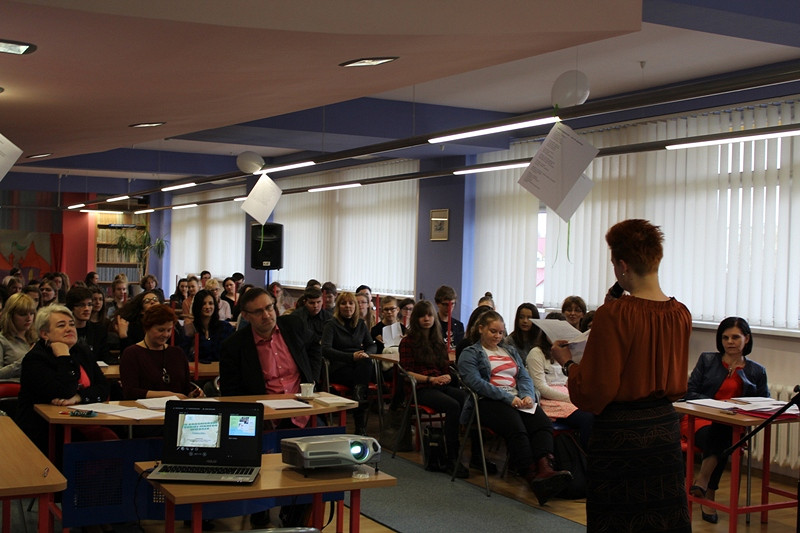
top-left (321, 291), bottom-right (376, 435)
top-left (182, 289), bottom-right (234, 363)
top-left (685, 316), bottom-right (769, 524)
top-left (16, 305), bottom-right (114, 455)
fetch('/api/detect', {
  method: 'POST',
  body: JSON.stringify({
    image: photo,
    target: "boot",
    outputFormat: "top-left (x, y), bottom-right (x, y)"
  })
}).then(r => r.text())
top-left (526, 454), bottom-right (572, 505)
top-left (446, 457), bottom-right (470, 478)
top-left (353, 408), bottom-right (368, 436)
top-left (352, 384), bottom-right (368, 403)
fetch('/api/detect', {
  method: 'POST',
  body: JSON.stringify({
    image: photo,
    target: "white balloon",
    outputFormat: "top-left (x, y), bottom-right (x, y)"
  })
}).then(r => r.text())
top-left (236, 151), bottom-right (265, 174)
top-left (550, 70), bottom-right (590, 108)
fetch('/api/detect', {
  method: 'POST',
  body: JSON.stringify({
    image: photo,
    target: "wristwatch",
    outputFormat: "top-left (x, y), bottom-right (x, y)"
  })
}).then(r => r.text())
top-left (562, 360), bottom-right (576, 376)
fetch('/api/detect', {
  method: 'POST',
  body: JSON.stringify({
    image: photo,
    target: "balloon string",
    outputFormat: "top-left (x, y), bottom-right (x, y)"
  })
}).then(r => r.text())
top-left (259, 224), bottom-right (264, 251)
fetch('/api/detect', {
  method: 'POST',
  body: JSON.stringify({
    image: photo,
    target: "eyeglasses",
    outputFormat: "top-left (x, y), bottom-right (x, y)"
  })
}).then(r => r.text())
top-left (161, 367), bottom-right (171, 384)
top-left (243, 305), bottom-right (275, 316)
top-left (382, 306), bottom-right (398, 312)
top-left (143, 297), bottom-right (159, 304)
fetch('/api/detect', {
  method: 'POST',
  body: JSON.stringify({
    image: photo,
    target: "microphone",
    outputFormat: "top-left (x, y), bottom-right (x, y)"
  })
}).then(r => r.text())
top-left (608, 282), bottom-right (624, 299)
top-left (794, 385), bottom-right (799, 393)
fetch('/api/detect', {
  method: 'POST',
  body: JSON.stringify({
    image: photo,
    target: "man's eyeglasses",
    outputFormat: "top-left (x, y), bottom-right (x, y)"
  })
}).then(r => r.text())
top-left (382, 306), bottom-right (398, 312)
top-left (244, 305), bottom-right (275, 316)
top-left (143, 297), bottom-right (159, 304)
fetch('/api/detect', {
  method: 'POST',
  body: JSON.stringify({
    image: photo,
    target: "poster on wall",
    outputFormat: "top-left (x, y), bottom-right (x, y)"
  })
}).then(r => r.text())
top-left (0, 230), bottom-right (52, 282)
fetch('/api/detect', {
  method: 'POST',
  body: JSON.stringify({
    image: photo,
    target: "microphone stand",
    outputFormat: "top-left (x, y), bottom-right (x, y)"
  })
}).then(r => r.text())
top-left (722, 385), bottom-right (800, 533)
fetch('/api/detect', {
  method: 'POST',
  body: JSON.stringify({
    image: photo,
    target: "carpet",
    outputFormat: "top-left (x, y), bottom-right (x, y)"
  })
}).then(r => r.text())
top-left (351, 456), bottom-right (586, 532)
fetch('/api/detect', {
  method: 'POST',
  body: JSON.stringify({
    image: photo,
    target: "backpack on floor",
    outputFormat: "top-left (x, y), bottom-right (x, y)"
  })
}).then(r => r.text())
top-left (553, 431), bottom-right (588, 499)
top-left (423, 425), bottom-right (448, 472)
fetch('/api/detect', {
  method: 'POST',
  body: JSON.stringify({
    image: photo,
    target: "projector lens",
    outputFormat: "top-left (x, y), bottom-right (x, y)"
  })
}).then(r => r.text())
top-left (350, 441), bottom-right (368, 462)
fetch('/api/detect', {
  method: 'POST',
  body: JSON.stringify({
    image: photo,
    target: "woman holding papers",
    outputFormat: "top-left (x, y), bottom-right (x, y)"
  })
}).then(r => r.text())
top-left (399, 301), bottom-right (469, 477)
top-left (550, 219), bottom-right (692, 532)
top-left (120, 304), bottom-right (198, 400)
top-left (17, 305), bottom-right (113, 454)
top-left (458, 310), bottom-right (572, 505)
top-left (685, 316), bottom-right (768, 523)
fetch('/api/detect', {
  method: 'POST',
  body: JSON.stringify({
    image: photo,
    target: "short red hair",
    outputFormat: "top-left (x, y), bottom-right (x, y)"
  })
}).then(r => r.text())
top-left (605, 219), bottom-right (664, 275)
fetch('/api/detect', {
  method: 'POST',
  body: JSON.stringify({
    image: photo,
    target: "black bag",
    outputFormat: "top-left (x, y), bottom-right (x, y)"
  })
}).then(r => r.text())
top-left (553, 431), bottom-right (588, 499)
top-left (423, 425), bottom-right (448, 472)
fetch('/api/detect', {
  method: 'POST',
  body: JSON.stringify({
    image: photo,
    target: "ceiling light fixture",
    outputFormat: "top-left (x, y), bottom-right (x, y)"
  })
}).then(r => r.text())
top-left (258, 161), bottom-right (316, 174)
top-left (106, 195), bottom-right (130, 203)
top-left (308, 183), bottom-right (361, 193)
top-left (429, 116), bottom-right (560, 144)
top-left (134, 208), bottom-right (155, 214)
top-left (234, 197), bottom-right (247, 202)
top-left (665, 125), bottom-right (800, 150)
top-left (67, 203), bottom-right (86, 210)
top-left (129, 122), bottom-right (166, 128)
top-left (453, 162), bottom-right (530, 175)
top-left (80, 209), bottom-right (123, 214)
top-left (339, 57), bottom-right (398, 67)
top-left (0, 39), bottom-right (37, 55)
top-left (172, 203), bottom-right (197, 210)
top-left (26, 153), bottom-right (52, 159)
top-left (161, 182), bottom-right (197, 192)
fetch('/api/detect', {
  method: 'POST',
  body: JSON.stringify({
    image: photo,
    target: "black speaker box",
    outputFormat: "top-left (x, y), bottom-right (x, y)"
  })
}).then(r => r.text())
top-left (251, 223), bottom-right (283, 270)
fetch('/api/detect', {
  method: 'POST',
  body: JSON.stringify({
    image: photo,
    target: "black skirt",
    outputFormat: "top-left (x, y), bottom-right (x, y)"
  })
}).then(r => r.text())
top-left (586, 398), bottom-right (690, 533)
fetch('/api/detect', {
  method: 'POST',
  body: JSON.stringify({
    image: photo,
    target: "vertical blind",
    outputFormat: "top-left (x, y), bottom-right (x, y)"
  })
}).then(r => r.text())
top-left (474, 101), bottom-right (800, 329)
top-left (169, 185), bottom-right (247, 283)
top-left (271, 159), bottom-right (419, 295)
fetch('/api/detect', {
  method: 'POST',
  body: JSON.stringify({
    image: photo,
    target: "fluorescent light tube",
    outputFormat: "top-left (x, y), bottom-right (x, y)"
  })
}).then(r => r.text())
top-left (161, 182), bottom-right (196, 192)
top-left (172, 204), bottom-right (198, 210)
top-left (134, 209), bottom-right (155, 214)
top-left (106, 195), bottom-right (130, 203)
top-left (67, 203), bottom-right (85, 209)
top-left (453, 162), bottom-right (530, 175)
top-left (429, 117), bottom-right (560, 144)
top-left (258, 161), bottom-right (316, 174)
top-left (308, 183), bottom-right (361, 193)
top-left (666, 128), bottom-right (800, 150)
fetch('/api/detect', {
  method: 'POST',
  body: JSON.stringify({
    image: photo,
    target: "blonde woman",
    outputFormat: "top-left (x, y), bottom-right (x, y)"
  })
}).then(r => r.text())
top-left (203, 278), bottom-right (232, 321)
top-left (0, 293), bottom-right (38, 379)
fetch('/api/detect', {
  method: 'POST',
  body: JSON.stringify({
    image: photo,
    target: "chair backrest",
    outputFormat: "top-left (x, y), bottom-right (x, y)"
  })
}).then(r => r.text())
top-left (0, 381), bottom-right (21, 398)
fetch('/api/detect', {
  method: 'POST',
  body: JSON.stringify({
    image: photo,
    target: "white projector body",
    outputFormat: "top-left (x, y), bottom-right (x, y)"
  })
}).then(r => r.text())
top-left (281, 434), bottom-right (381, 470)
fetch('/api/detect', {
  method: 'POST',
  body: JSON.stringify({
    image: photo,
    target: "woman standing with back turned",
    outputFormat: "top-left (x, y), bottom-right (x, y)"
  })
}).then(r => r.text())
top-left (551, 219), bottom-right (692, 532)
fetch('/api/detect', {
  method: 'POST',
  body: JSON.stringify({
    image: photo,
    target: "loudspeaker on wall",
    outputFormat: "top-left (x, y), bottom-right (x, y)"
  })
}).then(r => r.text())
top-left (251, 223), bottom-right (283, 270)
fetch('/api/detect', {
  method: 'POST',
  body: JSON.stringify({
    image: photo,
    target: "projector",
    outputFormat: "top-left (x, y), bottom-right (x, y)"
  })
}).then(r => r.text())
top-left (281, 434), bottom-right (381, 472)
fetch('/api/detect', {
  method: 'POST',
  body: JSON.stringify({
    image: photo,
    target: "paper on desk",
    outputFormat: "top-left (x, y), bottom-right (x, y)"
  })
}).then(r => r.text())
top-left (382, 322), bottom-right (404, 347)
top-left (95, 361), bottom-right (109, 367)
top-left (80, 402), bottom-right (136, 414)
top-left (136, 396), bottom-right (181, 410)
top-left (314, 396), bottom-right (359, 407)
top-left (687, 399), bottom-right (738, 409)
top-left (109, 408), bottom-right (165, 420)
top-left (259, 399), bottom-right (313, 410)
top-left (732, 398), bottom-right (799, 414)
top-left (517, 122), bottom-right (597, 222)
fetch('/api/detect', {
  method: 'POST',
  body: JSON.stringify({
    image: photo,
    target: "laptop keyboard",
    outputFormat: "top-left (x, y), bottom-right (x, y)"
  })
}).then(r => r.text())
top-left (160, 465), bottom-right (256, 475)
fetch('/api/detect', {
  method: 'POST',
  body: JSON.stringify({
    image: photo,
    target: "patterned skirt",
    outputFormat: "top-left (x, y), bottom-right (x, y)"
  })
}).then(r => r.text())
top-left (586, 398), bottom-right (690, 533)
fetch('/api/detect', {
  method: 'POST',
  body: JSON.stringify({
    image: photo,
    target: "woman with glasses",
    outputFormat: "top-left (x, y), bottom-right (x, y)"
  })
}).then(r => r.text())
top-left (0, 293), bottom-right (38, 379)
top-left (120, 304), bottom-right (198, 400)
top-left (110, 290), bottom-right (162, 353)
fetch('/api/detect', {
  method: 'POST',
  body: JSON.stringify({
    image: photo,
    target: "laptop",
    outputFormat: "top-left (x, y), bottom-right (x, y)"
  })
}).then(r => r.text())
top-left (147, 400), bottom-right (264, 484)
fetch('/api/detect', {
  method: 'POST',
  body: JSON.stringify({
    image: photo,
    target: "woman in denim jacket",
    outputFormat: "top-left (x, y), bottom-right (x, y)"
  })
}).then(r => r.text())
top-left (457, 310), bottom-right (571, 505)
top-left (685, 316), bottom-right (769, 523)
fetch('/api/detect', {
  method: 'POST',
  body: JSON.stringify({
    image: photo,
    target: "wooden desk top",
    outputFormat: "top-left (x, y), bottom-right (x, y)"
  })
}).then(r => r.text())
top-left (674, 401), bottom-right (800, 427)
top-left (135, 453), bottom-right (396, 505)
top-left (35, 392), bottom-right (357, 427)
top-left (102, 361), bottom-right (220, 380)
top-left (369, 352), bottom-right (399, 364)
top-left (0, 417), bottom-right (67, 497)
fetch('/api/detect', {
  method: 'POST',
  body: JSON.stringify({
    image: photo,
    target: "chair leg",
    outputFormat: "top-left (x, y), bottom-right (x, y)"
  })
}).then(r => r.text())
top-left (392, 400), bottom-right (413, 459)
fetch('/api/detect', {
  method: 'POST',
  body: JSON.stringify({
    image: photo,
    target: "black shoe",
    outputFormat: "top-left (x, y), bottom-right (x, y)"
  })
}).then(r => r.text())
top-left (183, 519), bottom-right (215, 531)
top-left (250, 511), bottom-right (268, 528)
top-left (701, 509), bottom-right (719, 524)
top-left (469, 457), bottom-right (498, 475)
top-left (448, 460), bottom-right (469, 478)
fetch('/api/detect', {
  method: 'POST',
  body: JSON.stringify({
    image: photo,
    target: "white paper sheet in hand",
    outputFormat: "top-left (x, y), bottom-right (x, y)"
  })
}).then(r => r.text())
top-left (241, 173), bottom-right (282, 224)
top-left (0, 132), bottom-right (22, 182)
top-left (517, 122), bottom-right (598, 222)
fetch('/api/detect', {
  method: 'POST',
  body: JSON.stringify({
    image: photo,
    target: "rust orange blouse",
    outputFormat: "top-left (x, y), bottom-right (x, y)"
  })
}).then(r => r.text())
top-left (567, 295), bottom-right (691, 415)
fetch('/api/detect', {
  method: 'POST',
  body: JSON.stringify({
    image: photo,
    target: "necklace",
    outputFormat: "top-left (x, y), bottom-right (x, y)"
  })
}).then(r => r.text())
top-left (143, 338), bottom-right (165, 351)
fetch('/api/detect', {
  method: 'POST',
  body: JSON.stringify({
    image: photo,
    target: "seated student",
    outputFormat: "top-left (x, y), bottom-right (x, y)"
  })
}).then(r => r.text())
top-left (357, 291), bottom-right (376, 332)
top-left (66, 286), bottom-right (111, 364)
top-left (293, 286), bottom-right (332, 346)
top-left (221, 277), bottom-right (238, 318)
top-left (199, 270), bottom-right (212, 288)
top-left (17, 305), bottom-right (114, 454)
top-left (321, 281), bottom-right (337, 314)
top-left (505, 303), bottom-right (540, 355)
top-left (22, 284), bottom-right (42, 310)
top-left (169, 277), bottom-right (188, 316)
top-left (579, 310), bottom-right (595, 332)
top-left (458, 310), bottom-right (572, 505)
top-left (685, 316), bottom-right (769, 524)
top-left (182, 289), bottom-right (234, 363)
top-left (110, 290), bottom-right (161, 353)
top-left (525, 328), bottom-right (594, 450)
top-left (39, 279), bottom-right (59, 308)
top-left (181, 275), bottom-right (201, 323)
top-left (219, 287), bottom-right (320, 420)
top-left (454, 305), bottom-right (493, 360)
top-left (560, 296), bottom-right (587, 330)
top-left (120, 304), bottom-right (198, 400)
top-left (397, 297), bottom-right (415, 328)
top-left (321, 292), bottom-right (375, 435)
top-left (106, 277), bottom-right (128, 318)
top-left (399, 301), bottom-right (469, 477)
top-left (371, 296), bottom-right (406, 353)
top-left (203, 278), bottom-right (232, 321)
top-left (477, 291), bottom-right (495, 309)
top-left (434, 285), bottom-right (464, 350)
top-left (0, 293), bottom-right (37, 380)
top-left (139, 274), bottom-right (165, 303)
top-left (89, 286), bottom-right (108, 328)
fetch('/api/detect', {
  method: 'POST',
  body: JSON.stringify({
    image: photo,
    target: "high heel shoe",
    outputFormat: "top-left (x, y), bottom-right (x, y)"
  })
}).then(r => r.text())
top-left (701, 508), bottom-right (719, 524)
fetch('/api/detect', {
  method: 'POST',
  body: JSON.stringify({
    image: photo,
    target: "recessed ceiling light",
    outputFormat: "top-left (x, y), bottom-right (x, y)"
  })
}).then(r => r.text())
top-left (26, 153), bottom-right (52, 159)
top-left (129, 122), bottom-right (166, 128)
top-left (339, 57), bottom-right (398, 68)
top-left (0, 39), bottom-right (37, 55)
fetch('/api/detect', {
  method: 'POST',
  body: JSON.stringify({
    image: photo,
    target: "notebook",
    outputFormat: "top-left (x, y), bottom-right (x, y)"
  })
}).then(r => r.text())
top-left (147, 400), bottom-right (264, 484)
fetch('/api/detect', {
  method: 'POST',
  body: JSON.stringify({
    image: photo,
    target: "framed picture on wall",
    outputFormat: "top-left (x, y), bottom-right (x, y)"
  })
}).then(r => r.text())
top-left (430, 209), bottom-right (449, 241)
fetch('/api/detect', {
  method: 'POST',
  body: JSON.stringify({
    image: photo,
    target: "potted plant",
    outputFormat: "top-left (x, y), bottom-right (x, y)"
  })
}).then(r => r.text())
top-left (115, 230), bottom-right (168, 277)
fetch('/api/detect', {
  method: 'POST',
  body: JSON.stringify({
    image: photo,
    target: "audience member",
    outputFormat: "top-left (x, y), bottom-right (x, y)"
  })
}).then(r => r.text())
top-left (321, 281), bottom-right (337, 313)
top-left (203, 278), bottom-right (232, 321)
top-left (231, 272), bottom-right (245, 292)
top-left (561, 296), bottom-right (587, 330)
top-left (0, 293), bottom-right (37, 380)
top-left (22, 284), bottom-right (41, 310)
top-left (458, 310), bottom-right (572, 505)
top-left (434, 285), bottom-right (464, 349)
top-left (305, 278), bottom-right (321, 289)
top-left (169, 278), bottom-right (188, 314)
top-left (182, 289), bottom-right (234, 363)
top-left (66, 286), bottom-right (111, 364)
top-left (370, 296), bottom-right (406, 353)
top-left (181, 275), bottom-right (200, 321)
top-left (685, 316), bottom-right (768, 524)
top-left (477, 291), bottom-right (495, 309)
top-left (3, 276), bottom-right (22, 295)
top-left (84, 271), bottom-right (100, 288)
top-left (398, 297), bottom-right (415, 328)
top-left (550, 219), bottom-right (691, 531)
top-left (112, 290), bottom-right (161, 352)
top-left (89, 286), bottom-right (108, 327)
top-left (321, 292), bottom-right (375, 435)
top-left (200, 270), bottom-right (212, 287)
top-left (578, 310), bottom-right (595, 332)
top-left (106, 278), bottom-right (128, 318)
top-left (454, 305), bottom-right (493, 360)
top-left (506, 303), bottom-right (540, 355)
top-left (221, 277), bottom-right (238, 317)
top-left (140, 274), bottom-right (165, 302)
top-left (357, 291), bottom-right (376, 331)
top-left (293, 287), bottom-right (332, 348)
top-left (40, 280), bottom-right (59, 307)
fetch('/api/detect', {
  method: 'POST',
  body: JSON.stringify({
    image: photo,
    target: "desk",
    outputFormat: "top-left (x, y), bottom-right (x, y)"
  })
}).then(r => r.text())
top-left (135, 453), bottom-right (396, 533)
top-left (0, 417), bottom-right (67, 533)
top-left (674, 402), bottom-right (799, 532)
top-left (35, 393), bottom-right (357, 460)
top-left (101, 361), bottom-right (220, 381)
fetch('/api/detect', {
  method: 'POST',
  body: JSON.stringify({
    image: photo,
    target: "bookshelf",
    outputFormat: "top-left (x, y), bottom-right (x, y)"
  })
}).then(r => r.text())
top-left (95, 212), bottom-right (149, 286)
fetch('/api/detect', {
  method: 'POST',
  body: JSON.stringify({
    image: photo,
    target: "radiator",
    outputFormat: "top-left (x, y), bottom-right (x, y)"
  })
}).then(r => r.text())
top-left (749, 384), bottom-right (800, 474)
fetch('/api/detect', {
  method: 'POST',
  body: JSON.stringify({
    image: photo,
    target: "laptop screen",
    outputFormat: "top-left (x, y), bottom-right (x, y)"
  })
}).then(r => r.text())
top-left (163, 400), bottom-right (264, 467)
